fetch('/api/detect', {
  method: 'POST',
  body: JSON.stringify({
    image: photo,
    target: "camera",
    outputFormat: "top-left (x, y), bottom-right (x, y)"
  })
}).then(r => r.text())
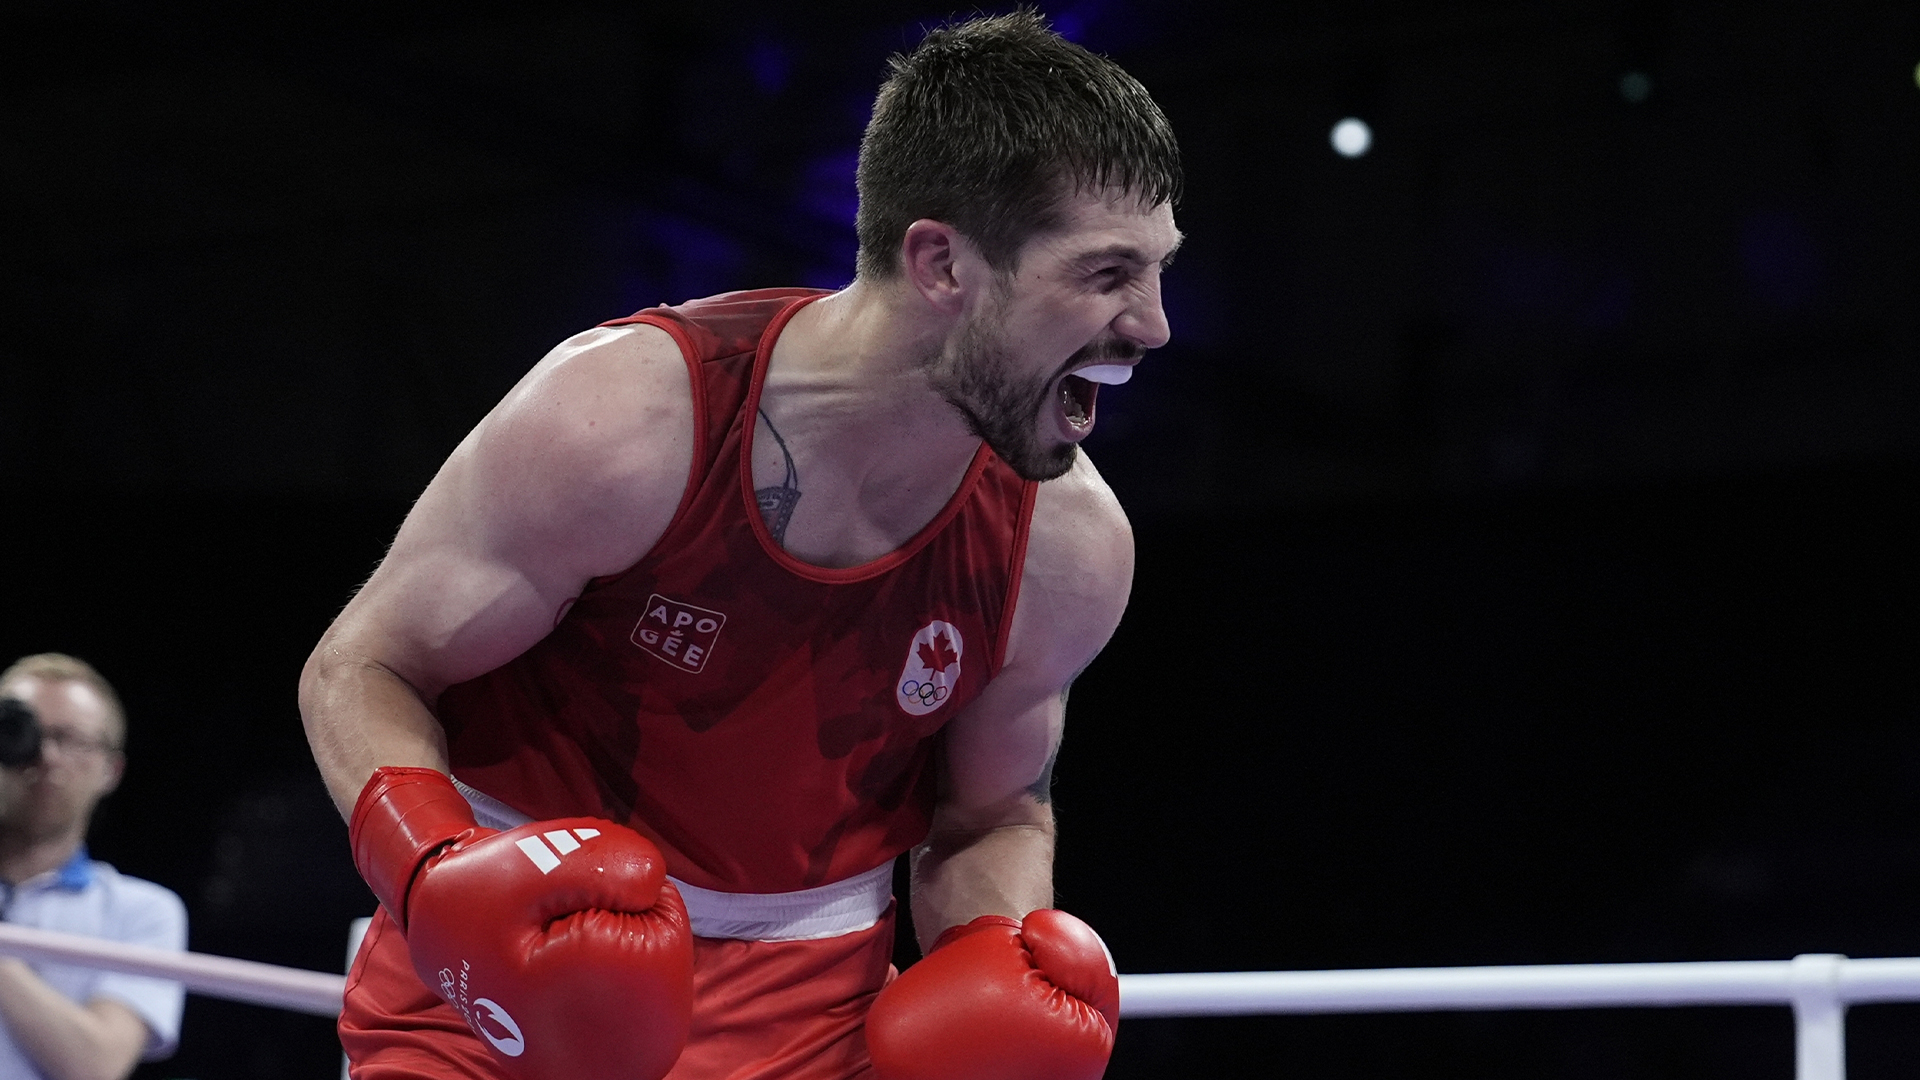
top-left (0, 698), bottom-right (42, 768)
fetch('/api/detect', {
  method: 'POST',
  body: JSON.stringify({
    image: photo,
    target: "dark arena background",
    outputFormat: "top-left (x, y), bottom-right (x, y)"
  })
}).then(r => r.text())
top-left (3, 1), bottom-right (1918, 1077)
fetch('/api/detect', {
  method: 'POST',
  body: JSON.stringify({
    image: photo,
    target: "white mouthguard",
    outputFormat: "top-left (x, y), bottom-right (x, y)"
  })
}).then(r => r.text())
top-left (1073, 364), bottom-right (1134, 386)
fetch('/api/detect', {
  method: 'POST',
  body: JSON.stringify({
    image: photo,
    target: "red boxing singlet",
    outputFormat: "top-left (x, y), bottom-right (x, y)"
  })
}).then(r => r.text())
top-left (439, 289), bottom-right (1039, 893)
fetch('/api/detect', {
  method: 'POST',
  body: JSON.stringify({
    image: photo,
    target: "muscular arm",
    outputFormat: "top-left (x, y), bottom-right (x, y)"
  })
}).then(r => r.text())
top-left (0, 962), bottom-right (148, 1080)
top-left (300, 324), bottom-right (696, 816)
top-left (909, 454), bottom-right (1133, 952)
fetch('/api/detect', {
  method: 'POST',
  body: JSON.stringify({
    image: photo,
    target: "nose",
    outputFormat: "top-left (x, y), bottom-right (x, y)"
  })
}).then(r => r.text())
top-left (1114, 273), bottom-right (1171, 351)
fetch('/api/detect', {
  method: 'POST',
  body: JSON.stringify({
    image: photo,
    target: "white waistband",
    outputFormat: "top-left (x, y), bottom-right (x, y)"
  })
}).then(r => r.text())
top-left (452, 778), bottom-right (893, 943)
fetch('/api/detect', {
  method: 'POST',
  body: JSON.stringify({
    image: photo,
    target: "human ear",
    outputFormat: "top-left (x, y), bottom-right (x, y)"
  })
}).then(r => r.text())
top-left (901, 219), bottom-right (966, 315)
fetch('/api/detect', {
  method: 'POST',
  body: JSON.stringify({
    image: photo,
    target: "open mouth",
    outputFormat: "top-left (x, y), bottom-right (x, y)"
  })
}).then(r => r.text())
top-left (1056, 363), bottom-right (1134, 431)
top-left (1060, 374), bottom-right (1097, 428)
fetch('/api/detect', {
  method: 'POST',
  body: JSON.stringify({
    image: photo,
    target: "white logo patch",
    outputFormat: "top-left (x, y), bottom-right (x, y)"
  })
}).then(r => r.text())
top-left (473, 998), bottom-right (527, 1057)
top-left (896, 620), bottom-right (963, 716)
top-left (439, 962), bottom-right (527, 1059)
top-left (631, 594), bottom-right (727, 673)
top-left (514, 827), bottom-right (601, 875)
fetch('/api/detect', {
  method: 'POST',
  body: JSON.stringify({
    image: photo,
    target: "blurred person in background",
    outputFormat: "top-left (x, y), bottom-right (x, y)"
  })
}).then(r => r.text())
top-left (0, 654), bottom-right (186, 1080)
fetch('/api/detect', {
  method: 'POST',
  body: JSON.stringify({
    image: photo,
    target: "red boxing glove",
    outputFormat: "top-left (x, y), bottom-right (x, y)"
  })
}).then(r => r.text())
top-left (350, 767), bottom-right (694, 1080)
top-left (867, 909), bottom-right (1120, 1080)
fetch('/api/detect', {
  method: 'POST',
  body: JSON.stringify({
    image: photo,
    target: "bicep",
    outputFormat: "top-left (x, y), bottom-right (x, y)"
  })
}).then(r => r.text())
top-left (937, 670), bottom-right (1067, 823)
top-left (934, 455), bottom-right (1133, 822)
top-left (332, 493), bottom-right (577, 699)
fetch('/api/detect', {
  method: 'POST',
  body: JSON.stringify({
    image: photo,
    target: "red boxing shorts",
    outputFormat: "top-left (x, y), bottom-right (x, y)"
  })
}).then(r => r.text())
top-left (340, 906), bottom-right (897, 1080)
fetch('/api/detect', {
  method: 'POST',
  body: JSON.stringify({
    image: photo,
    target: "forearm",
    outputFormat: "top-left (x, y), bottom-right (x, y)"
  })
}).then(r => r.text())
top-left (908, 811), bottom-right (1055, 954)
top-left (300, 641), bottom-right (452, 819)
top-left (0, 961), bottom-right (147, 1080)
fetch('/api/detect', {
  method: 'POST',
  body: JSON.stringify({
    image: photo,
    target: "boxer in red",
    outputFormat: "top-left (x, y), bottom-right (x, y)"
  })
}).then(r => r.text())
top-left (300, 11), bottom-right (1180, 1080)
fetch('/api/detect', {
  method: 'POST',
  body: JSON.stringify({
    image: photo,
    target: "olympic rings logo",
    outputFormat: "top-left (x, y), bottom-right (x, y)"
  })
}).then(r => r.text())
top-left (900, 679), bottom-right (950, 706)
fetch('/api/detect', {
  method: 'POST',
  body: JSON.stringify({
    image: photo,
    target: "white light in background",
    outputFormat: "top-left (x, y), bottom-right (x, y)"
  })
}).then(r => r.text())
top-left (1331, 117), bottom-right (1372, 158)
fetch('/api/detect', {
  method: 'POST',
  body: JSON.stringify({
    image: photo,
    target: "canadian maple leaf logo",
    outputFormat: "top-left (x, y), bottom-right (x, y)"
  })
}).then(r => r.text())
top-left (916, 631), bottom-right (959, 674)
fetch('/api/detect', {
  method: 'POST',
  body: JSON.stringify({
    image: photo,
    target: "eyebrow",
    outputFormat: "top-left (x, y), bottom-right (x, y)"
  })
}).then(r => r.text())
top-left (1070, 233), bottom-right (1184, 272)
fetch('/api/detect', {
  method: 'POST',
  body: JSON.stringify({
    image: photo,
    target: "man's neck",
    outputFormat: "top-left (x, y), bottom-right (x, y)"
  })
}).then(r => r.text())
top-left (0, 833), bottom-right (84, 887)
top-left (768, 281), bottom-right (983, 486)
top-left (745, 282), bottom-right (991, 567)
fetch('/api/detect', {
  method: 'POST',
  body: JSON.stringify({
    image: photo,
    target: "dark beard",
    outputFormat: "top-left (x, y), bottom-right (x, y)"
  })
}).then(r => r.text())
top-left (927, 314), bottom-right (1079, 482)
top-left (928, 316), bottom-right (1148, 482)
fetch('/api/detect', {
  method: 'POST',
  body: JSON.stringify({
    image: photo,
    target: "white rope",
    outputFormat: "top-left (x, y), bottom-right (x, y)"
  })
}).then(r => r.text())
top-left (0, 923), bottom-right (344, 1017)
top-left (8, 912), bottom-right (1920, 1077)
top-left (1117, 954), bottom-right (1920, 1017)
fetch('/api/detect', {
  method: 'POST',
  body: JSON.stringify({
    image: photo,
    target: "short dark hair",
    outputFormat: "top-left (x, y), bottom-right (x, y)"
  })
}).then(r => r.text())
top-left (854, 10), bottom-right (1182, 281)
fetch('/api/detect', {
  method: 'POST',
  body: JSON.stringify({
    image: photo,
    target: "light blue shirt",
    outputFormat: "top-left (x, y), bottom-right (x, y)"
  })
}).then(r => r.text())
top-left (0, 848), bottom-right (187, 1078)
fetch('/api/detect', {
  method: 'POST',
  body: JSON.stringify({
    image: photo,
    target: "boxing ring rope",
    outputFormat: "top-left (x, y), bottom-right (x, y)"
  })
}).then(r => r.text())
top-left (0, 923), bottom-right (345, 1017)
top-left (1122, 954), bottom-right (1920, 1080)
top-left (6, 921), bottom-right (1920, 1080)
top-left (1122, 953), bottom-right (1887, 1015)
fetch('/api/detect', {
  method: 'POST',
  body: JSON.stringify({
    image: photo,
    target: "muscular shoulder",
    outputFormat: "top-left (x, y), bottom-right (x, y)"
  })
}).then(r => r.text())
top-left (439, 321), bottom-right (695, 577)
top-left (314, 322), bottom-right (694, 697)
top-left (1003, 451), bottom-right (1134, 682)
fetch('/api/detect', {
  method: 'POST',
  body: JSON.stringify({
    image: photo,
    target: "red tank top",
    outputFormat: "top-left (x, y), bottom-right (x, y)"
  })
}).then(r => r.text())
top-left (440, 289), bottom-right (1039, 893)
